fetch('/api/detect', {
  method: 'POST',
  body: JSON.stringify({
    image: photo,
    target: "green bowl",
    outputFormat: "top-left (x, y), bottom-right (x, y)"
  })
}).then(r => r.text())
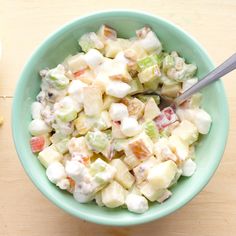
top-left (12, 10), bottom-right (229, 226)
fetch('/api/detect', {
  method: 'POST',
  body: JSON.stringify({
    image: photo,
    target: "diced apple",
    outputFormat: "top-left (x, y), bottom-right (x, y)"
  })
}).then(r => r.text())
top-left (161, 83), bottom-right (181, 98)
top-left (30, 136), bottom-right (45, 153)
top-left (138, 65), bottom-right (161, 83)
top-left (83, 86), bottom-right (103, 116)
top-left (138, 31), bottom-right (162, 54)
top-left (110, 159), bottom-right (135, 189)
top-left (67, 137), bottom-right (93, 157)
top-left (95, 191), bottom-right (104, 207)
top-left (128, 78), bottom-right (144, 95)
top-left (123, 154), bottom-right (141, 169)
top-left (127, 132), bottom-right (154, 160)
top-left (156, 189), bottom-right (172, 203)
top-left (54, 138), bottom-right (70, 154)
top-left (66, 53), bottom-right (87, 73)
top-left (121, 97), bottom-right (145, 119)
top-left (144, 97), bottom-right (161, 121)
top-left (94, 111), bottom-right (112, 131)
top-left (97, 24), bottom-right (117, 41)
top-left (38, 145), bottom-right (63, 168)
top-left (111, 122), bottom-right (126, 139)
top-left (133, 156), bottom-right (158, 184)
top-left (139, 181), bottom-right (166, 202)
top-left (154, 138), bottom-right (178, 162)
top-left (168, 135), bottom-right (189, 161)
top-left (172, 120), bottom-right (198, 145)
top-left (101, 181), bottom-right (126, 208)
top-left (74, 112), bottom-right (96, 135)
top-left (103, 95), bottom-right (120, 110)
top-left (147, 160), bottom-right (177, 189)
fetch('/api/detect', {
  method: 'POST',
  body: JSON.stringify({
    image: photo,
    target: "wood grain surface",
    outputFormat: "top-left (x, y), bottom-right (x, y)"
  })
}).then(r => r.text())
top-left (0, 1), bottom-right (236, 235)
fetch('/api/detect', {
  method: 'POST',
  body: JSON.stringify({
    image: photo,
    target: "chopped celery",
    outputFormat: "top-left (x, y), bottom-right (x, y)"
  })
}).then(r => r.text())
top-left (137, 54), bottom-right (162, 71)
top-left (46, 68), bottom-right (69, 90)
top-left (85, 131), bottom-right (109, 153)
top-left (144, 121), bottom-right (159, 141)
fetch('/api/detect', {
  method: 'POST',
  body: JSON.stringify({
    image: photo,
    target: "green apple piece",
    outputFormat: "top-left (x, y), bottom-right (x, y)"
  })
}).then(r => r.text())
top-left (172, 120), bottom-right (199, 145)
top-left (147, 160), bottom-right (177, 189)
top-left (161, 83), bottom-right (182, 98)
top-left (139, 181), bottom-right (166, 202)
top-left (101, 181), bottom-right (126, 208)
top-left (144, 97), bottom-right (161, 121)
top-left (110, 159), bottom-right (135, 189)
top-left (83, 86), bottom-right (103, 116)
top-left (38, 145), bottom-right (63, 168)
top-left (85, 131), bottom-right (109, 153)
top-left (133, 156), bottom-right (158, 184)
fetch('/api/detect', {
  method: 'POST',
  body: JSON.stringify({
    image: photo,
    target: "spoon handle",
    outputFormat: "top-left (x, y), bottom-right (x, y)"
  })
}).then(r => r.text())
top-left (174, 53), bottom-right (236, 105)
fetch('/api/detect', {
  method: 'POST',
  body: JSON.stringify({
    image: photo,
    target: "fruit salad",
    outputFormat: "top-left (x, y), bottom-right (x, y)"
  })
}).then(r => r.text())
top-left (29, 25), bottom-right (212, 214)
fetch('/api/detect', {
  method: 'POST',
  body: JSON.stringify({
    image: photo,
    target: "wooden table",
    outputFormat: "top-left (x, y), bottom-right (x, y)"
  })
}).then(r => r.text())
top-left (1, 1), bottom-right (236, 235)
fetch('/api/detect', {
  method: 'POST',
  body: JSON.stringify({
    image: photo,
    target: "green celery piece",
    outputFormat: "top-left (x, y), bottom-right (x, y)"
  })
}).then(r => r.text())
top-left (144, 121), bottom-right (159, 141)
top-left (85, 131), bottom-right (109, 153)
top-left (137, 54), bottom-right (164, 71)
top-left (47, 74), bottom-right (69, 90)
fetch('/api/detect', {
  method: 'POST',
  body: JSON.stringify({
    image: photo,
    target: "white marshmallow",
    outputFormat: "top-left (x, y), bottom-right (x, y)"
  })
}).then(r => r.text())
top-left (191, 109), bottom-right (212, 134)
top-left (125, 194), bottom-right (149, 214)
top-left (106, 81), bottom-right (131, 98)
top-left (46, 162), bottom-right (66, 184)
top-left (176, 108), bottom-right (212, 134)
top-left (56, 178), bottom-right (70, 190)
top-left (121, 117), bottom-right (141, 137)
top-left (65, 160), bottom-right (89, 182)
top-left (84, 49), bottom-right (104, 68)
top-left (109, 103), bottom-right (128, 121)
top-left (28, 119), bottom-right (52, 136)
top-left (181, 159), bottom-right (197, 177)
top-left (73, 182), bottom-right (95, 203)
top-left (31, 102), bottom-right (43, 119)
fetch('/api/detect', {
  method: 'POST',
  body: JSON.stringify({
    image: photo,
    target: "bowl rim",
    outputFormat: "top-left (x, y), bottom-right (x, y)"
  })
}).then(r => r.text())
top-left (12, 9), bottom-right (229, 226)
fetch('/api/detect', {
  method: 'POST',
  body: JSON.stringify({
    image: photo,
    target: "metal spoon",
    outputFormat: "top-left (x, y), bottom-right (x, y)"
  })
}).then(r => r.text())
top-left (139, 53), bottom-right (236, 109)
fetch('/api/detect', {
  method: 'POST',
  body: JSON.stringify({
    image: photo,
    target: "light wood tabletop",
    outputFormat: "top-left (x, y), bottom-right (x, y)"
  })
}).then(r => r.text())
top-left (0, 1), bottom-right (236, 235)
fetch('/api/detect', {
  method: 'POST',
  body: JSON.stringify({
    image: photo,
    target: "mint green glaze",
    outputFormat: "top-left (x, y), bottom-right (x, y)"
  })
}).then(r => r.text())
top-left (12, 10), bottom-right (229, 226)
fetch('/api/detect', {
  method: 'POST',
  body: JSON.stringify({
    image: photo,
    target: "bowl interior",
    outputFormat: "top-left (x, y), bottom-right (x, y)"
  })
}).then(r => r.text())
top-left (12, 11), bottom-right (228, 226)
